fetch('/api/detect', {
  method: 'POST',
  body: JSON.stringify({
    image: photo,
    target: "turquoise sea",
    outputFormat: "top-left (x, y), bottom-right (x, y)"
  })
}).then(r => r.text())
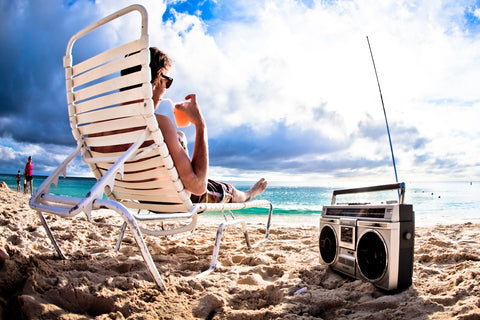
top-left (1, 173), bottom-right (479, 227)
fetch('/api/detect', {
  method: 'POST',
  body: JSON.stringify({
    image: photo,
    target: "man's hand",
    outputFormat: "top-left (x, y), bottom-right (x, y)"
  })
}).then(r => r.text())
top-left (175, 94), bottom-right (205, 128)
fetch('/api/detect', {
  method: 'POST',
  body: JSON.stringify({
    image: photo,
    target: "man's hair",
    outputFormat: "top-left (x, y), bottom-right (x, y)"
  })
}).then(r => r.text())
top-left (149, 47), bottom-right (171, 86)
top-left (121, 47), bottom-right (171, 89)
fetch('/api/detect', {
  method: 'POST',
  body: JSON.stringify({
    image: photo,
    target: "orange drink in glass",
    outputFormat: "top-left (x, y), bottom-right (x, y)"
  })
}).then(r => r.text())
top-left (173, 106), bottom-right (190, 127)
top-left (163, 99), bottom-right (190, 127)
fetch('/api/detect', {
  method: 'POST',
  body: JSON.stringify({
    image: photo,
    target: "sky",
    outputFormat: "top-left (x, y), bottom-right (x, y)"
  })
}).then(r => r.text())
top-left (1, 0), bottom-right (480, 186)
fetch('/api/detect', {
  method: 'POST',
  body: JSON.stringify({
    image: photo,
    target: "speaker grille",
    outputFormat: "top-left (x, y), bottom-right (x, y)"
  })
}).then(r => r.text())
top-left (357, 231), bottom-right (387, 281)
top-left (319, 225), bottom-right (337, 264)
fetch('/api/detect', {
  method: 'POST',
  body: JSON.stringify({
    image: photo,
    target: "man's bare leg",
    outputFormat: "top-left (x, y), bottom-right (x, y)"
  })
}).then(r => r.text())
top-left (231, 178), bottom-right (268, 203)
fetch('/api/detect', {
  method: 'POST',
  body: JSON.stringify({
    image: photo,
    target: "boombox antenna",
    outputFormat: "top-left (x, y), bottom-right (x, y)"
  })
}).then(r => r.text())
top-left (366, 36), bottom-right (399, 185)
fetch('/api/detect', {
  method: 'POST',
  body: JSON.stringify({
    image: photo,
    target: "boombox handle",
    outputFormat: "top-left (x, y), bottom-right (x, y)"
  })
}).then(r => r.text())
top-left (331, 182), bottom-right (405, 205)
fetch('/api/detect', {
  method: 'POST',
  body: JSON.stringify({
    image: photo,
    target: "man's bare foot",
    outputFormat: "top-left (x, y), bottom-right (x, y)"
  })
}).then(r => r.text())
top-left (245, 178), bottom-right (268, 201)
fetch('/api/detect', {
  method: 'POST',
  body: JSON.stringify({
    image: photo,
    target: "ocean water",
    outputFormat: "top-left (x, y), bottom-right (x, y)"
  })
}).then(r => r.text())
top-left (1, 174), bottom-right (479, 227)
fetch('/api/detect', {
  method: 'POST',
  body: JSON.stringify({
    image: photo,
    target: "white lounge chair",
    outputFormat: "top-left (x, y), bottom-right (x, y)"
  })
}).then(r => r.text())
top-left (29, 4), bottom-right (272, 291)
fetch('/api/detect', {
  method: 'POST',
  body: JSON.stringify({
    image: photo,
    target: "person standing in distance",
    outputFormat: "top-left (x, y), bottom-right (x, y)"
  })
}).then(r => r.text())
top-left (15, 170), bottom-right (21, 192)
top-left (24, 156), bottom-right (33, 195)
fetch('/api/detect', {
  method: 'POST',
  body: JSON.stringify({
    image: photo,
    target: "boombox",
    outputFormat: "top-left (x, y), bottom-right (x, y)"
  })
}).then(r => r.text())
top-left (319, 183), bottom-right (414, 291)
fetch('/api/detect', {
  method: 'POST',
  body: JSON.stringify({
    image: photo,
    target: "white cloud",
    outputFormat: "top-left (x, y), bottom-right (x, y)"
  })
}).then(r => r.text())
top-left (0, 145), bottom-right (16, 162)
top-left (140, 0), bottom-right (480, 181)
top-left (475, 8), bottom-right (480, 19)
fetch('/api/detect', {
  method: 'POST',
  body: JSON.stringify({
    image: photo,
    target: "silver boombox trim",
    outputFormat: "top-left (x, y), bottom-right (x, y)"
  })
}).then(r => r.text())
top-left (319, 183), bottom-right (414, 291)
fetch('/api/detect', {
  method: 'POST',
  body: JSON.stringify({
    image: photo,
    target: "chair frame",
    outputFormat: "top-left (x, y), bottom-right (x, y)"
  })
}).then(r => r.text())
top-left (29, 4), bottom-right (272, 291)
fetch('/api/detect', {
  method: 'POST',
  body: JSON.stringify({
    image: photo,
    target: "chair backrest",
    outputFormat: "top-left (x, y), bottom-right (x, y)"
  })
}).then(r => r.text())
top-left (63, 5), bottom-right (192, 213)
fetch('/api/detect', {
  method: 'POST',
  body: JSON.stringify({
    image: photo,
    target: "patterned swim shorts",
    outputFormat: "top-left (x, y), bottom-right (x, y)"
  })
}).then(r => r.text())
top-left (190, 179), bottom-right (234, 203)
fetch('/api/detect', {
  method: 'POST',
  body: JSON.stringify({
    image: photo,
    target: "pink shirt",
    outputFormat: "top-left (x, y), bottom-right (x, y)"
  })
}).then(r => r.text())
top-left (25, 163), bottom-right (33, 176)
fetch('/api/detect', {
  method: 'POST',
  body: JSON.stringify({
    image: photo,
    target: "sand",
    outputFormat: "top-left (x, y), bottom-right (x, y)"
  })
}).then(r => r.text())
top-left (1, 185), bottom-right (480, 320)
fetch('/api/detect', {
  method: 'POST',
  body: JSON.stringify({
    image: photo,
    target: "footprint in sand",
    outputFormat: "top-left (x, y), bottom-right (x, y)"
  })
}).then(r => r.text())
top-left (192, 293), bottom-right (225, 319)
top-left (237, 266), bottom-right (285, 285)
top-left (227, 285), bottom-right (283, 309)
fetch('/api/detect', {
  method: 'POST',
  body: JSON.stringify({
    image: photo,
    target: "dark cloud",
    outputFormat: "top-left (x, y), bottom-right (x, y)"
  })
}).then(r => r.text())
top-left (415, 153), bottom-right (474, 173)
top-left (208, 120), bottom-right (352, 172)
top-left (357, 115), bottom-right (430, 151)
top-left (357, 115), bottom-right (386, 139)
top-left (0, 0), bottom-right (102, 146)
top-left (0, 139), bottom-right (81, 176)
top-left (311, 102), bottom-right (340, 122)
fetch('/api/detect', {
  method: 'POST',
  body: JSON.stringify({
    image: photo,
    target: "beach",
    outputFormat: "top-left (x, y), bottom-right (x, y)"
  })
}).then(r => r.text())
top-left (1, 185), bottom-right (480, 319)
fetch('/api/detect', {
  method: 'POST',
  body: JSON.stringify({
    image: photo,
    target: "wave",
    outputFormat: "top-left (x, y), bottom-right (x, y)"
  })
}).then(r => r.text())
top-left (201, 206), bottom-right (322, 216)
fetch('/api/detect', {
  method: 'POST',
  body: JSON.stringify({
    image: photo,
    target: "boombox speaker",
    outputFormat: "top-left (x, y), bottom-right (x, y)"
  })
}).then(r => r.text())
top-left (319, 183), bottom-right (414, 291)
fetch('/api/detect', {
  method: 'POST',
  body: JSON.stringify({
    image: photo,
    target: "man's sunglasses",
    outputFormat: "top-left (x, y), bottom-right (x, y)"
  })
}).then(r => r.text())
top-left (161, 74), bottom-right (173, 89)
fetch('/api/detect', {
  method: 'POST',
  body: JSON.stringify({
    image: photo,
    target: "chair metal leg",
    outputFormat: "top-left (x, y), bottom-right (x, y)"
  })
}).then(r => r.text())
top-left (196, 219), bottom-right (240, 278)
top-left (37, 211), bottom-right (68, 260)
top-left (114, 221), bottom-right (128, 251)
top-left (250, 202), bottom-right (273, 249)
top-left (197, 202), bottom-right (273, 278)
top-left (94, 199), bottom-right (167, 290)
